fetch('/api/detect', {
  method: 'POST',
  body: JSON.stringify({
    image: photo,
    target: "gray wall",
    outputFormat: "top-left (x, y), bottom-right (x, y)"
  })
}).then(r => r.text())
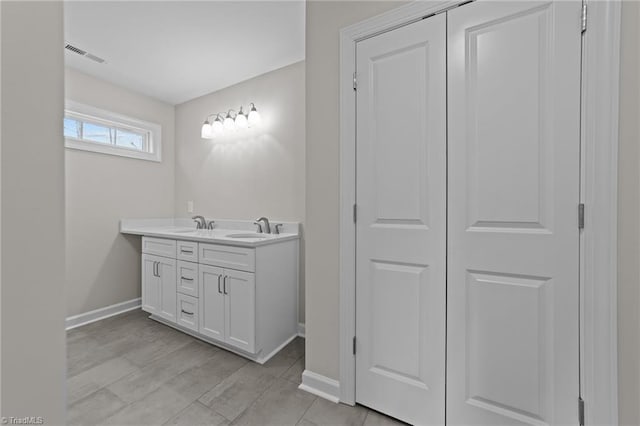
top-left (1, 1), bottom-right (66, 422)
top-left (175, 61), bottom-right (306, 322)
top-left (618, 2), bottom-right (640, 424)
top-left (65, 68), bottom-right (176, 317)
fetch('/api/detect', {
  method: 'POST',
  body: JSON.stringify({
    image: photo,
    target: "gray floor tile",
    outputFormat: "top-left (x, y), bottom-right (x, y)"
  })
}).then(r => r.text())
top-left (199, 362), bottom-right (279, 421)
top-left (282, 356), bottom-right (305, 385)
top-left (260, 339), bottom-right (305, 378)
top-left (100, 386), bottom-right (191, 426)
top-left (165, 350), bottom-right (247, 401)
top-left (231, 378), bottom-right (316, 426)
top-left (108, 340), bottom-right (220, 403)
top-left (362, 410), bottom-right (407, 426)
top-left (68, 356), bottom-right (139, 405)
top-left (123, 330), bottom-right (194, 367)
top-left (300, 398), bottom-right (368, 426)
top-left (164, 401), bottom-right (230, 426)
top-left (67, 388), bottom-right (127, 426)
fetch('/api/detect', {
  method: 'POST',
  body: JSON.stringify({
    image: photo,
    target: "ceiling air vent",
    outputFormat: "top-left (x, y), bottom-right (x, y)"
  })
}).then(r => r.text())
top-left (64, 42), bottom-right (106, 64)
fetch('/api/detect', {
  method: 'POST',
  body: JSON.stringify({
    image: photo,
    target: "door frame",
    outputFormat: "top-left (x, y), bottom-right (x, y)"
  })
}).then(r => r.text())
top-left (338, 1), bottom-right (621, 424)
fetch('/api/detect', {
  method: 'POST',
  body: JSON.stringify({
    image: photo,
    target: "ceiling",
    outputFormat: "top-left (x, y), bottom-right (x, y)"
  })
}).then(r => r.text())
top-left (64, 1), bottom-right (305, 105)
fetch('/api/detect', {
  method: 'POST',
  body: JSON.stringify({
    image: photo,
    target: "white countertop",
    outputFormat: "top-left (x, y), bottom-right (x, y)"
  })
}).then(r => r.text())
top-left (120, 218), bottom-right (300, 248)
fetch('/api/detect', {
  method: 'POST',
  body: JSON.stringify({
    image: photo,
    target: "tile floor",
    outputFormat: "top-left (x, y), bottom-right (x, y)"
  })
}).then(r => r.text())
top-left (67, 309), bottom-right (405, 425)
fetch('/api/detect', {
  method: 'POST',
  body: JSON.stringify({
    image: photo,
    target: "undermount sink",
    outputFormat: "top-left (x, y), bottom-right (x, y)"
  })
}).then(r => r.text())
top-left (226, 233), bottom-right (270, 239)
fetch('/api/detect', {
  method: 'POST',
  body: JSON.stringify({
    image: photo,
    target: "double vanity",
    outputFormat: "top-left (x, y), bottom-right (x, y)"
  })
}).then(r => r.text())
top-left (120, 218), bottom-right (299, 364)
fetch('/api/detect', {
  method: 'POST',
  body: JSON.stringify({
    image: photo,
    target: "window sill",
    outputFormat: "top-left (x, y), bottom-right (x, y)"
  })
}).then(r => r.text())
top-left (65, 138), bottom-right (162, 162)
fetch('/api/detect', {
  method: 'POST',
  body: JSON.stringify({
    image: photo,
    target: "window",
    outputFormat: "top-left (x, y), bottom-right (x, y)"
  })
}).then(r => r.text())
top-left (64, 101), bottom-right (162, 162)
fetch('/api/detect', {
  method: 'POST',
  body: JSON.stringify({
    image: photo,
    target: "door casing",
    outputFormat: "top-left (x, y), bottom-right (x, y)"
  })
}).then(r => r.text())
top-left (337, 1), bottom-right (621, 424)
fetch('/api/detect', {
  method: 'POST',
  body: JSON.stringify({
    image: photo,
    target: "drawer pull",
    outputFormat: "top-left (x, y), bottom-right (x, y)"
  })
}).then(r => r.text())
top-left (181, 276), bottom-right (194, 281)
top-left (181, 309), bottom-right (194, 316)
top-left (180, 249), bottom-right (194, 254)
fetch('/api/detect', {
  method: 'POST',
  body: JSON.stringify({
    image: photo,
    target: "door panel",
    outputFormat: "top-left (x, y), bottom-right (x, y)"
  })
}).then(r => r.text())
top-left (157, 257), bottom-right (176, 322)
top-left (142, 254), bottom-right (160, 315)
top-left (447, 1), bottom-right (581, 425)
top-left (199, 264), bottom-right (225, 341)
top-left (355, 13), bottom-right (446, 426)
top-left (224, 269), bottom-right (255, 353)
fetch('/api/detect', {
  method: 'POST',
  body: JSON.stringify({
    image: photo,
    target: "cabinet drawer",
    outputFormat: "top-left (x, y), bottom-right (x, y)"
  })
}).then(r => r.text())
top-left (177, 240), bottom-right (198, 262)
top-left (142, 237), bottom-right (176, 258)
top-left (177, 260), bottom-right (198, 297)
top-left (176, 294), bottom-right (199, 332)
top-left (199, 243), bottom-right (255, 272)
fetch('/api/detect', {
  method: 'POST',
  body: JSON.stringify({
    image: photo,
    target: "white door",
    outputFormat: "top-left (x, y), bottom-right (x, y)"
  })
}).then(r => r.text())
top-left (447, 1), bottom-right (582, 425)
top-left (142, 254), bottom-right (160, 315)
top-left (355, 13), bottom-right (447, 426)
top-left (224, 269), bottom-right (255, 353)
top-left (199, 264), bottom-right (225, 341)
top-left (157, 257), bottom-right (177, 322)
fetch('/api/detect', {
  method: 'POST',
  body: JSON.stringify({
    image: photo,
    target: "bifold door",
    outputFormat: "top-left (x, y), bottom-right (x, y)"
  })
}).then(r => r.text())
top-left (446, 1), bottom-right (581, 424)
top-left (355, 12), bottom-right (447, 426)
top-left (354, 1), bottom-right (582, 425)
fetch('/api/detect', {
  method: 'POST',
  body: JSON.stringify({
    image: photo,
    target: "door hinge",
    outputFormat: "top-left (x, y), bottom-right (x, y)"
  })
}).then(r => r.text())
top-left (578, 203), bottom-right (585, 229)
top-left (353, 203), bottom-right (357, 223)
top-left (353, 336), bottom-right (357, 355)
top-left (578, 397), bottom-right (585, 426)
top-left (581, 2), bottom-right (587, 33)
top-left (353, 72), bottom-right (357, 91)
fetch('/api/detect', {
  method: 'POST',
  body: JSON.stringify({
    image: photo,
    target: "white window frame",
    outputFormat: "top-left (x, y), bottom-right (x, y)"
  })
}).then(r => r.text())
top-left (64, 100), bottom-right (162, 162)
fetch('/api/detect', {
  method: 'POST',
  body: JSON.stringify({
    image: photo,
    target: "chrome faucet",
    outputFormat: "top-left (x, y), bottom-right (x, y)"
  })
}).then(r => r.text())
top-left (254, 217), bottom-right (271, 234)
top-left (192, 215), bottom-right (207, 229)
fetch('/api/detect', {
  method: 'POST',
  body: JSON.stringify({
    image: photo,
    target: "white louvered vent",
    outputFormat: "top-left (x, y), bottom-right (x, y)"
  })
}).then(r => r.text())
top-left (64, 42), bottom-right (106, 64)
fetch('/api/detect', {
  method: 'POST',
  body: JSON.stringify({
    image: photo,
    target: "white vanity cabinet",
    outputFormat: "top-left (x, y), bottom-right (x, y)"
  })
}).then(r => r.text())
top-left (200, 264), bottom-right (255, 353)
top-left (140, 235), bottom-right (298, 364)
top-left (141, 253), bottom-right (177, 322)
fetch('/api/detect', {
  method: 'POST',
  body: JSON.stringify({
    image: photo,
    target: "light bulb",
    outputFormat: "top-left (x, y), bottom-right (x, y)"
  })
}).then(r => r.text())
top-left (248, 103), bottom-right (261, 126)
top-left (235, 107), bottom-right (248, 129)
top-left (201, 120), bottom-right (213, 139)
top-left (224, 111), bottom-right (236, 131)
top-left (212, 116), bottom-right (224, 136)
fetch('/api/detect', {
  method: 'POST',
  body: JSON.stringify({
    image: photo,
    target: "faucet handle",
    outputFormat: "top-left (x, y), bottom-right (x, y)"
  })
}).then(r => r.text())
top-left (253, 222), bottom-right (263, 233)
top-left (207, 220), bottom-right (216, 230)
top-left (273, 224), bottom-right (283, 234)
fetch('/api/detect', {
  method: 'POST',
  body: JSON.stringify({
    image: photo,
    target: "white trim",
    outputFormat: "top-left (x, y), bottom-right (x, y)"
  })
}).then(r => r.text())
top-left (580, 1), bottom-right (621, 424)
top-left (299, 370), bottom-right (341, 403)
top-left (64, 100), bottom-right (162, 162)
top-left (338, 1), bottom-right (620, 422)
top-left (298, 322), bottom-right (306, 338)
top-left (65, 298), bottom-right (141, 330)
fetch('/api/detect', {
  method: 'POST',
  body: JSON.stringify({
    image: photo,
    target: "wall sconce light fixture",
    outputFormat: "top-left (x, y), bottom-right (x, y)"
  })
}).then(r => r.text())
top-left (201, 103), bottom-right (261, 139)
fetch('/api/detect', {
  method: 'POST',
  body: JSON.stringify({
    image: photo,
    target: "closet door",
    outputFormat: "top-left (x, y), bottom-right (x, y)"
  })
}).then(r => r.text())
top-left (447, 1), bottom-right (582, 425)
top-left (355, 13), bottom-right (446, 426)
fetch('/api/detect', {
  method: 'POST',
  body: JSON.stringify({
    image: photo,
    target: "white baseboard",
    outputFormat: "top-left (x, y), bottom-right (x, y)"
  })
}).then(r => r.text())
top-left (299, 370), bottom-right (340, 403)
top-left (66, 298), bottom-right (141, 330)
top-left (298, 322), bottom-right (306, 338)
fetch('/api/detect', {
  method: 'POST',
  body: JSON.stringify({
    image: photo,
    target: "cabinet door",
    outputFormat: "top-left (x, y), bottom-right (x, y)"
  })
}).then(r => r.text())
top-left (224, 269), bottom-right (255, 353)
top-left (141, 254), bottom-right (160, 315)
top-left (199, 264), bottom-right (225, 341)
top-left (157, 257), bottom-right (177, 322)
